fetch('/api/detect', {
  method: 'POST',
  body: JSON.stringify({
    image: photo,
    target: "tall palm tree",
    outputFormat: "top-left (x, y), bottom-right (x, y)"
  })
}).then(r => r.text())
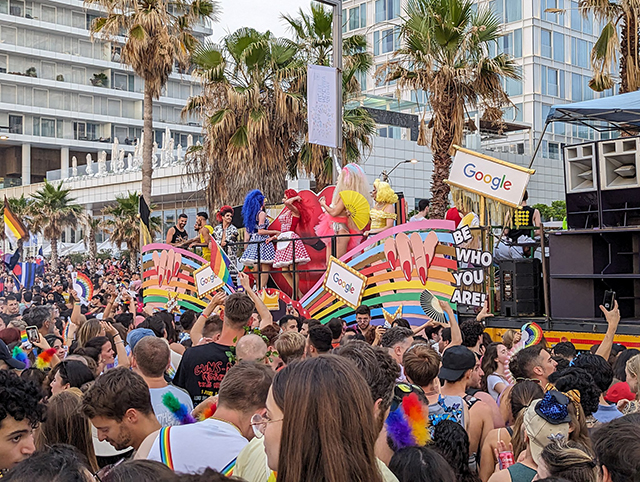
top-left (29, 181), bottom-right (82, 270)
top-left (283, 4), bottom-right (376, 187)
top-left (384, 0), bottom-right (519, 218)
top-left (102, 192), bottom-right (160, 265)
top-left (184, 28), bottom-right (304, 206)
top-left (82, 216), bottom-right (102, 274)
top-left (0, 195), bottom-right (32, 255)
top-left (85, 0), bottom-right (220, 206)
top-left (580, 0), bottom-right (640, 93)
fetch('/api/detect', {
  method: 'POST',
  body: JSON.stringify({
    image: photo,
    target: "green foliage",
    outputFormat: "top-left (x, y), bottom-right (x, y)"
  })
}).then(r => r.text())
top-left (532, 201), bottom-right (566, 222)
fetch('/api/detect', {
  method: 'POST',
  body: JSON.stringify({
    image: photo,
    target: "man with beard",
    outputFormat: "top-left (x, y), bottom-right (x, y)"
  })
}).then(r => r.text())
top-left (82, 368), bottom-right (161, 457)
top-left (355, 305), bottom-right (384, 346)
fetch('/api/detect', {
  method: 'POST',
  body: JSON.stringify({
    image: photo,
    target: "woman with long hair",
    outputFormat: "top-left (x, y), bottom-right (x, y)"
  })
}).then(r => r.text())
top-left (213, 205), bottom-right (239, 284)
top-left (537, 441), bottom-right (597, 482)
top-left (365, 179), bottom-right (398, 237)
top-left (273, 189), bottom-right (311, 299)
top-left (316, 163), bottom-right (372, 260)
top-left (35, 389), bottom-right (99, 472)
top-left (389, 446), bottom-right (456, 482)
top-left (260, 356), bottom-right (383, 482)
top-left (479, 380), bottom-right (543, 482)
top-left (619, 353), bottom-right (640, 414)
top-left (432, 420), bottom-right (480, 482)
top-left (240, 190), bottom-right (280, 289)
top-left (75, 319), bottom-right (105, 348)
top-left (481, 343), bottom-right (511, 401)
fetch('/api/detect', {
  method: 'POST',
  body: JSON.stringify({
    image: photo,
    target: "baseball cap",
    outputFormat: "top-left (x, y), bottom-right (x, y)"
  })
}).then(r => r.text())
top-left (605, 381), bottom-right (635, 404)
top-left (126, 328), bottom-right (155, 351)
top-left (523, 391), bottom-right (571, 464)
top-left (0, 339), bottom-right (26, 370)
top-left (439, 345), bottom-right (476, 381)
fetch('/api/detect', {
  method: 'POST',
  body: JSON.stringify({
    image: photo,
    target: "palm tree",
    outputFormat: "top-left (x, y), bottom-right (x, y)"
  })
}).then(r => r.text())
top-left (0, 195), bottom-right (32, 255)
top-left (383, 0), bottom-right (520, 218)
top-left (29, 181), bottom-right (82, 270)
top-left (82, 216), bottom-right (102, 274)
top-left (85, 0), bottom-right (220, 206)
top-left (580, 0), bottom-right (640, 93)
top-left (102, 192), bottom-right (160, 265)
top-left (283, 4), bottom-right (376, 187)
top-left (184, 28), bottom-right (304, 206)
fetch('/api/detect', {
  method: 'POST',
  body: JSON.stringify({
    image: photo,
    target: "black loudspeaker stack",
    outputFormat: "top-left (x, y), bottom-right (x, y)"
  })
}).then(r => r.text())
top-left (499, 259), bottom-right (543, 317)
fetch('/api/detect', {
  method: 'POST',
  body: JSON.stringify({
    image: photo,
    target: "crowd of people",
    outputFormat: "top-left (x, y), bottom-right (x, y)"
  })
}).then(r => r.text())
top-left (0, 244), bottom-right (639, 482)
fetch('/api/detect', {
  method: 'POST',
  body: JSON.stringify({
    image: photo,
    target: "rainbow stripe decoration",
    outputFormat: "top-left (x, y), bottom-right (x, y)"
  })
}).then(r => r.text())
top-left (142, 244), bottom-right (235, 314)
top-left (210, 239), bottom-right (233, 287)
top-left (20, 330), bottom-right (28, 345)
top-left (523, 322), bottom-right (544, 347)
top-left (73, 272), bottom-right (94, 301)
top-left (12, 346), bottom-right (30, 368)
top-left (159, 426), bottom-right (174, 470)
top-left (300, 220), bottom-right (458, 327)
top-left (221, 458), bottom-right (236, 476)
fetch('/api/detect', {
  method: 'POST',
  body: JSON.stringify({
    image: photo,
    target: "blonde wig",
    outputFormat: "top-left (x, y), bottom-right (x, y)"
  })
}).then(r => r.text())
top-left (373, 179), bottom-right (399, 204)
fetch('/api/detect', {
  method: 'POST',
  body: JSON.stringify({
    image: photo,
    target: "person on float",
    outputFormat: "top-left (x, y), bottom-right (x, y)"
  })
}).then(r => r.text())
top-left (316, 163), bottom-right (372, 261)
top-left (273, 189), bottom-right (311, 299)
top-left (213, 205), bottom-right (240, 285)
top-left (240, 190), bottom-right (280, 289)
top-left (365, 179), bottom-right (398, 238)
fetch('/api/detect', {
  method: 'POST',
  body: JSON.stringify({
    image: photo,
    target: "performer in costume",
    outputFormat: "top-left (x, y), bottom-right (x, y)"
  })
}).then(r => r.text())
top-left (273, 189), bottom-right (312, 299)
top-left (365, 179), bottom-right (398, 237)
top-left (186, 212), bottom-right (214, 262)
top-left (240, 190), bottom-right (280, 289)
top-left (316, 163), bottom-right (372, 261)
top-left (213, 205), bottom-right (239, 284)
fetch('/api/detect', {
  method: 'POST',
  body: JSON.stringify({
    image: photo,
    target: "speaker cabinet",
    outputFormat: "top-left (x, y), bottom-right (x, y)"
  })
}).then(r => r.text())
top-left (499, 259), bottom-right (543, 317)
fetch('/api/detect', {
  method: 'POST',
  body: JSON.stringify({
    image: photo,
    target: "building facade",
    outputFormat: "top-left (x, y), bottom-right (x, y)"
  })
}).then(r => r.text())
top-left (342, 0), bottom-right (616, 205)
top-left (0, 0), bottom-right (209, 189)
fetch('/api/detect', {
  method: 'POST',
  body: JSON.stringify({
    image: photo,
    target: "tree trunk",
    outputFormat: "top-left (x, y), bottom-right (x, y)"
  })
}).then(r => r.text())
top-left (621, 15), bottom-right (630, 94)
top-left (430, 143), bottom-right (453, 219)
top-left (50, 236), bottom-right (59, 271)
top-left (142, 82), bottom-right (154, 206)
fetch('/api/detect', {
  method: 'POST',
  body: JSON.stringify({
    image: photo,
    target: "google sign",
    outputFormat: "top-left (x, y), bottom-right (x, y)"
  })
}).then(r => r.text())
top-left (323, 257), bottom-right (367, 309)
top-left (447, 146), bottom-right (535, 208)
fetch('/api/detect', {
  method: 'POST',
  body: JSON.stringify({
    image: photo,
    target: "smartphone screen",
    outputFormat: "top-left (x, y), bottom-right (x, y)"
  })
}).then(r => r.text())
top-left (25, 325), bottom-right (40, 344)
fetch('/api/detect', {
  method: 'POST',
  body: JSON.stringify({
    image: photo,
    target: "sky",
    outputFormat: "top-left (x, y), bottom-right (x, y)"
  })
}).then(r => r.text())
top-left (212, 0), bottom-right (312, 42)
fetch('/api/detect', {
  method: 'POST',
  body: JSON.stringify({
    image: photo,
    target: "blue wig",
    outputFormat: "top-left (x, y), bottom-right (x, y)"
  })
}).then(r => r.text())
top-left (242, 189), bottom-right (265, 234)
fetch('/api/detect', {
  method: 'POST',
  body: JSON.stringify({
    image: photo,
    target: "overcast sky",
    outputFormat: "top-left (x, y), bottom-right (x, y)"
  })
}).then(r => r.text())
top-left (212, 0), bottom-right (313, 41)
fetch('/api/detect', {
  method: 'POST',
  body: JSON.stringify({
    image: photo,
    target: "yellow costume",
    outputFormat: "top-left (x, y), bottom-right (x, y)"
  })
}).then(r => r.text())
top-left (370, 209), bottom-right (397, 230)
top-left (200, 224), bottom-right (214, 261)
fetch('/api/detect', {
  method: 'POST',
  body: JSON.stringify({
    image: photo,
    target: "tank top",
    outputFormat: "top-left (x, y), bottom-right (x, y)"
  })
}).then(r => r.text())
top-left (506, 463), bottom-right (537, 482)
top-left (171, 227), bottom-right (188, 244)
top-left (508, 205), bottom-right (536, 241)
top-left (200, 225), bottom-right (214, 261)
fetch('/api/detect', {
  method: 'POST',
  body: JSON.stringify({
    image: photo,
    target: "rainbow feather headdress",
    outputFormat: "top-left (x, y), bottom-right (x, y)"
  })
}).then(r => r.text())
top-left (385, 392), bottom-right (430, 450)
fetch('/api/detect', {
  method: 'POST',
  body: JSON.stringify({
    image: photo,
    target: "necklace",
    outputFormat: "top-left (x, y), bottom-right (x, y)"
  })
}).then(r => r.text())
top-left (210, 416), bottom-right (243, 435)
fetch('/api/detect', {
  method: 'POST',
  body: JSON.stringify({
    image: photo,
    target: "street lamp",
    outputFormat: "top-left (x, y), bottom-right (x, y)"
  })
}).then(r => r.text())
top-left (380, 159), bottom-right (418, 183)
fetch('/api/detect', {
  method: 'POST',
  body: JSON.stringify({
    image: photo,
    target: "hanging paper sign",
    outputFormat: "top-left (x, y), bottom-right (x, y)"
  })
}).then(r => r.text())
top-left (308, 64), bottom-right (339, 148)
top-left (322, 257), bottom-right (367, 310)
top-left (193, 264), bottom-right (224, 298)
top-left (447, 145), bottom-right (535, 208)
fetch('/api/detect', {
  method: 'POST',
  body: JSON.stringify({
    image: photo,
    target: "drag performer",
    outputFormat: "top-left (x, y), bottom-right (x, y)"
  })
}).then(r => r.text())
top-left (365, 179), bottom-right (398, 237)
top-left (240, 190), bottom-right (280, 289)
top-left (213, 205), bottom-right (239, 284)
top-left (316, 163), bottom-right (372, 261)
top-left (273, 189), bottom-right (311, 299)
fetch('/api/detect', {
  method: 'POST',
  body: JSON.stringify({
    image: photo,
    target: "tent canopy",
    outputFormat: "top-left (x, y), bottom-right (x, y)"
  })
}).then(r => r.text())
top-left (546, 91), bottom-right (640, 133)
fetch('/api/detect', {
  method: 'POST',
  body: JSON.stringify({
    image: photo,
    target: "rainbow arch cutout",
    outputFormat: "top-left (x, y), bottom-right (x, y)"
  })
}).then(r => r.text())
top-left (300, 220), bottom-right (459, 326)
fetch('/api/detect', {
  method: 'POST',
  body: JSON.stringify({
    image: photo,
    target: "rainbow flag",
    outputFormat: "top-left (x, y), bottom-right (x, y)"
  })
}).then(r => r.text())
top-left (3, 196), bottom-right (28, 248)
top-left (210, 239), bottom-right (234, 287)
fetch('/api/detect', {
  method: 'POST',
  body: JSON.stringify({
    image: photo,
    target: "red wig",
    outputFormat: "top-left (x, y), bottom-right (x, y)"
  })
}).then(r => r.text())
top-left (216, 205), bottom-right (234, 223)
top-left (284, 189), bottom-right (311, 228)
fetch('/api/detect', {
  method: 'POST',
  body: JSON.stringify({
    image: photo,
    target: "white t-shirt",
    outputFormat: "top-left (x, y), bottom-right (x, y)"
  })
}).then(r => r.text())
top-left (147, 418), bottom-right (248, 474)
top-left (150, 385), bottom-right (194, 427)
top-left (410, 214), bottom-right (426, 222)
top-left (487, 373), bottom-right (508, 401)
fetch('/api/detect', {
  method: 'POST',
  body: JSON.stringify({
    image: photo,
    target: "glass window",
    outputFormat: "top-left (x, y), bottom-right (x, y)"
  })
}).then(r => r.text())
top-left (41, 5), bottom-right (56, 23)
top-left (49, 90), bottom-right (63, 109)
top-left (1, 84), bottom-right (16, 103)
top-left (32, 117), bottom-right (39, 136)
top-left (360, 4), bottom-right (366, 28)
top-left (547, 68), bottom-right (558, 96)
top-left (113, 72), bottom-right (128, 90)
top-left (349, 7), bottom-right (359, 31)
top-left (9, 0), bottom-right (23, 17)
top-left (514, 29), bottom-right (522, 57)
top-left (382, 28), bottom-right (394, 53)
top-left (559, 70), bottom-right (565, 98)
top-left (375, 0), bottom-right (400, 22)
top-left (572, 73), bottom-right (582, 100)
top-left (541, 29), bottom-right (552, 58)
top-left (505, 0), bottom-right (521, 22)
top-left (56, 119), bottom-right (63, 138)
top-left (583, 75), bottom-right (593, 99)
top-left (1, 26), bottom-right (17, 45)
top-left (542, 0), bottom-right (563, 23)
top-left (541, 66), bottom-right (547, 94)
top-left (373, 31), bottom-right (379, 56)
top-left (9, 115), bottom-right (22, 134)
top-left (33, 88), bottom-right (48, 107)
top-left (549, 142), bottom-right (560, 160)
top-left (573, 38), bottom-right (589, 68)
top-left (553, 32), bottom-right (564, 62)
top-left (41, 118), bottom-right (55, 137)
top-left (0, 0), bottom-right (7, 14)
top-left (342, 9), bottom-right (347, 33)
top-left (506, 77), bottom-right (523, 96)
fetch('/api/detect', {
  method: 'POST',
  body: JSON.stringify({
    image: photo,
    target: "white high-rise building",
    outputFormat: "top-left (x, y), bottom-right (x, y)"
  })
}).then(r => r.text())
top-left (0, 0), bottom-right (210, 188)
top-left (342, 0), bottom-right (616, 205)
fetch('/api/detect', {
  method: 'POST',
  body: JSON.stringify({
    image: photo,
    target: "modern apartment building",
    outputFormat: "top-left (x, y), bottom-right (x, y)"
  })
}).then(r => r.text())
top-left (342, 0), bottom-right (616, 205)
top-left (0, 0), bottom-right (209, 188)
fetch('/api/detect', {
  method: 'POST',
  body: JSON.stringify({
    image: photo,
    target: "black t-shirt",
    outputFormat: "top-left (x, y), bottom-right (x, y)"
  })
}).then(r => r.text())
top-left (508, 205), bottom-right (536, 242)
top-left (173, 342), bottom-right (234, 404)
